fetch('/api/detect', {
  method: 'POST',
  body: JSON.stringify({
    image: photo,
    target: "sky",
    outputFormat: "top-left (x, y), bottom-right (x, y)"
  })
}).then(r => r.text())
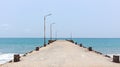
top-left (0, 0), bottom-right (120, 38)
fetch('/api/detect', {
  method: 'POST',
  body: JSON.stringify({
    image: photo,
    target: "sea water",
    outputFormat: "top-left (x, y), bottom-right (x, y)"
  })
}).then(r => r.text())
top-left (0, 38), bottom-right (44, 64)
top-left (73, 38), bottom-right (120, 54)
top-left (0, 38), bottom-right (120, 64)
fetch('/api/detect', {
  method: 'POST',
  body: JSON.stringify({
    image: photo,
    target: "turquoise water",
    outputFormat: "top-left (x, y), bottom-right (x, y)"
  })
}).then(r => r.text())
top-left (0, 38), bottom-right (45, 64)
top-left (0, 38), bottom-right (120, 54)
top-left (0, 38), bottom-right (44, 54)
top-left (0, 38), bottom-right (120, 64)
top-left (73, 38), bottom-right (120, 54)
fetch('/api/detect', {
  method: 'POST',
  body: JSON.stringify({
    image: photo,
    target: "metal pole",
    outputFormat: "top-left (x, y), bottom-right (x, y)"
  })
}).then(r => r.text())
top-left (50, 23), bottom-right (55, 40)
top-left (71, 33), bottom-right (72, 40)
top-left (55, 31), bottom-right (57, 40)
top-left (44, 16), bottom-right (46, 46)
top-left (50, 24), bottom-right (52, 40)
top-left (44, 14), bottom-right (52, 47)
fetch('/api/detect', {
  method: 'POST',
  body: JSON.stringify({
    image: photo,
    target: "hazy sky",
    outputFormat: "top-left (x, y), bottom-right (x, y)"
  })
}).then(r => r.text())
top-left (0, 0), bottom-right (120, 38)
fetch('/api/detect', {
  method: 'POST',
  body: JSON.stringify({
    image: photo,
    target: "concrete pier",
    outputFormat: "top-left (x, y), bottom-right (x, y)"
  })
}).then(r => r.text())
top-left (1, 40), bottom-right (120, 67)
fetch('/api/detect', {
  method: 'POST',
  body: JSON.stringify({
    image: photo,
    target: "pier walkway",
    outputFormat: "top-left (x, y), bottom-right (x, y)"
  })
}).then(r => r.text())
top-left (1, 40), bottom-right (120, 67)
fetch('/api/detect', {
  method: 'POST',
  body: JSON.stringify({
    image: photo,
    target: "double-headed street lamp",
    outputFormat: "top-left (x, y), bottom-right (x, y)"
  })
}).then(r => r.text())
top-left (50, 23), bottom-right (55, 40)
top-left (44, 14), bottom-right (52, 47)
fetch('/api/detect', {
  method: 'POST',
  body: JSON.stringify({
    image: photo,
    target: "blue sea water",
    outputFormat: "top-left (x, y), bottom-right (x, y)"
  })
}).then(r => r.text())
top-left (73, 38), bottom-right (120, 54)
top-left (0, 38), bottom-right (44, 54)
top-left (0, 38), bottom-right (45, 64)
top-left (0, 38), bottom-right (120, 64)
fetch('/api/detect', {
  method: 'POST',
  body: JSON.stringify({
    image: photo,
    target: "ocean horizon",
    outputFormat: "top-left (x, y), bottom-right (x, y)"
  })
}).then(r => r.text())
top-left (0, 38), bottom-right (120, 64)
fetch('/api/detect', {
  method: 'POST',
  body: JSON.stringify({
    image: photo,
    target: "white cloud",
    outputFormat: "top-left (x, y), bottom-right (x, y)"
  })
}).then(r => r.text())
top-left (0, 23), bottom-right (11, 31)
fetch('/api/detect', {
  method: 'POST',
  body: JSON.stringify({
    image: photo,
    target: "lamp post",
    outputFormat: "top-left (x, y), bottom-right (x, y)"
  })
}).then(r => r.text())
top-left (44, 14), bottom-right (52, 47)
top-left (50, 23), bottom-right (55, 40)
top-left (55, 31), bottom-right (57, 40)
top-left (70, 33), bottom-right (72, 40)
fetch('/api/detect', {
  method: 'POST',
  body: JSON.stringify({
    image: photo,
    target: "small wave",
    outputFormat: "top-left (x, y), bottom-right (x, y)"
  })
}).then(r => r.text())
top-left (0, 53), bottom-right (14, 64)
top-left (0, 53), bottom-right (23, 64)
top-left (107, 54), bottom-right (120, 58)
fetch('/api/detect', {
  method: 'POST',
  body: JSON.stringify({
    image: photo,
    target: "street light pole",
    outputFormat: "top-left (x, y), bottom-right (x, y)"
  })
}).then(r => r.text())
top-left (50, 23), bottom-right (55, 40)
top-left (70, 33), bottom-right (72, 40)
top-left (55, 31), bottom-right (57, 40)
top-left (44, 14), bottom-right (52, 47)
